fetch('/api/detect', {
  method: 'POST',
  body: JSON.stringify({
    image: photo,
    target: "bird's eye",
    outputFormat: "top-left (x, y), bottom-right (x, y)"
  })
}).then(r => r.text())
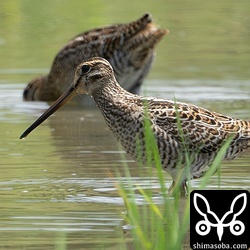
top-left (81, 64), bottom-right (90, 74)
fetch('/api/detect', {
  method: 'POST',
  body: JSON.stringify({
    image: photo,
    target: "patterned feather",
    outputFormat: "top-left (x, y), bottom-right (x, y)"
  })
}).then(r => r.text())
top-left (23, 14), bottom-right (168, 103)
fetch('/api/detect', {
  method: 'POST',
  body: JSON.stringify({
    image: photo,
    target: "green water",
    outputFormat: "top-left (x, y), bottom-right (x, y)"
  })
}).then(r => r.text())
top-left (0, 1), bottom-right (249, 249)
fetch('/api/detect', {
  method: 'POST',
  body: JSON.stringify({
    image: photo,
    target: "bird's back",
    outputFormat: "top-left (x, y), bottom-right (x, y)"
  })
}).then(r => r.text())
top-left (50, 14), bottom-right (166, 94)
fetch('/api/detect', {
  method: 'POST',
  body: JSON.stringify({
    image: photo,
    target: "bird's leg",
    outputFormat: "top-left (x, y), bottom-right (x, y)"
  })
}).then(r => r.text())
top-left (168, 180), bottom-right (188, 197)
top-left (180, 181), bottom-right (188, 197)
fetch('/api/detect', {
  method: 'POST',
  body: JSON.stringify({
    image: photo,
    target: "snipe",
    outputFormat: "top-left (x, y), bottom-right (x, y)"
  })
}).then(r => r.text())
top-left (20, 58), bottom-right (250, 194)
top-left (23, 14), bottom-right (168, 104)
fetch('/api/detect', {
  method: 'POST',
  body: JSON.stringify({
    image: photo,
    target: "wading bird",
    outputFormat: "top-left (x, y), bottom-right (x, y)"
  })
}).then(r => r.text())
top-left (20, 58), bottom-right (250, 194)
top-left (23, 14), bottom-right (168, 104)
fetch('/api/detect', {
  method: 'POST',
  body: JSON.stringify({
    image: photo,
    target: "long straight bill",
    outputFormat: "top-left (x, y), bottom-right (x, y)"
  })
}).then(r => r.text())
top-left (20, 86), bottom-right (76, 139)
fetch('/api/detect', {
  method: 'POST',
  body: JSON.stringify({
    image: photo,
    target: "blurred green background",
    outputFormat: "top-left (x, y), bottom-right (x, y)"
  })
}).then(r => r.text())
top-left (0, 0), bottom-right (249, 83)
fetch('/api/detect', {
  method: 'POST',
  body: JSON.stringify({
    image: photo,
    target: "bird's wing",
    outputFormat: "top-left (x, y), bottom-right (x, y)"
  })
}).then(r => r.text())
top-left (147, 99), bottom-right (244, 153)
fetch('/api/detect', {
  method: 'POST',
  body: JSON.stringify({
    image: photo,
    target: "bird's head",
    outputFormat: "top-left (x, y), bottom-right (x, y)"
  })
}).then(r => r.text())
top-left (73, 57), bottom-right (115, 96)
top-left (20, 57), bottom-right (115, 139)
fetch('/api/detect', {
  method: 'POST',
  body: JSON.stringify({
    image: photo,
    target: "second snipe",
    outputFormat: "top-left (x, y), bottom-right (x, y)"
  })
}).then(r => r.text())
top-left (20, 57), bottom-right (250, 194)
top-left (23, 14), bottom-right (168, 104)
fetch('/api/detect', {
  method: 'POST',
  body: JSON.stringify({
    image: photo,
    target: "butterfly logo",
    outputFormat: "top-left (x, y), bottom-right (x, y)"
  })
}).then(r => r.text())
top-left (193, 193), bottom-right (247, 241)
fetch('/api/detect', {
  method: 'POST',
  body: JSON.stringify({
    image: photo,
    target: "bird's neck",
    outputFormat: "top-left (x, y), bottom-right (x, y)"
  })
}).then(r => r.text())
top-left (93, 80), bottom-right (130, 101)
top-left (92, 81), bottom-right (136, 114)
